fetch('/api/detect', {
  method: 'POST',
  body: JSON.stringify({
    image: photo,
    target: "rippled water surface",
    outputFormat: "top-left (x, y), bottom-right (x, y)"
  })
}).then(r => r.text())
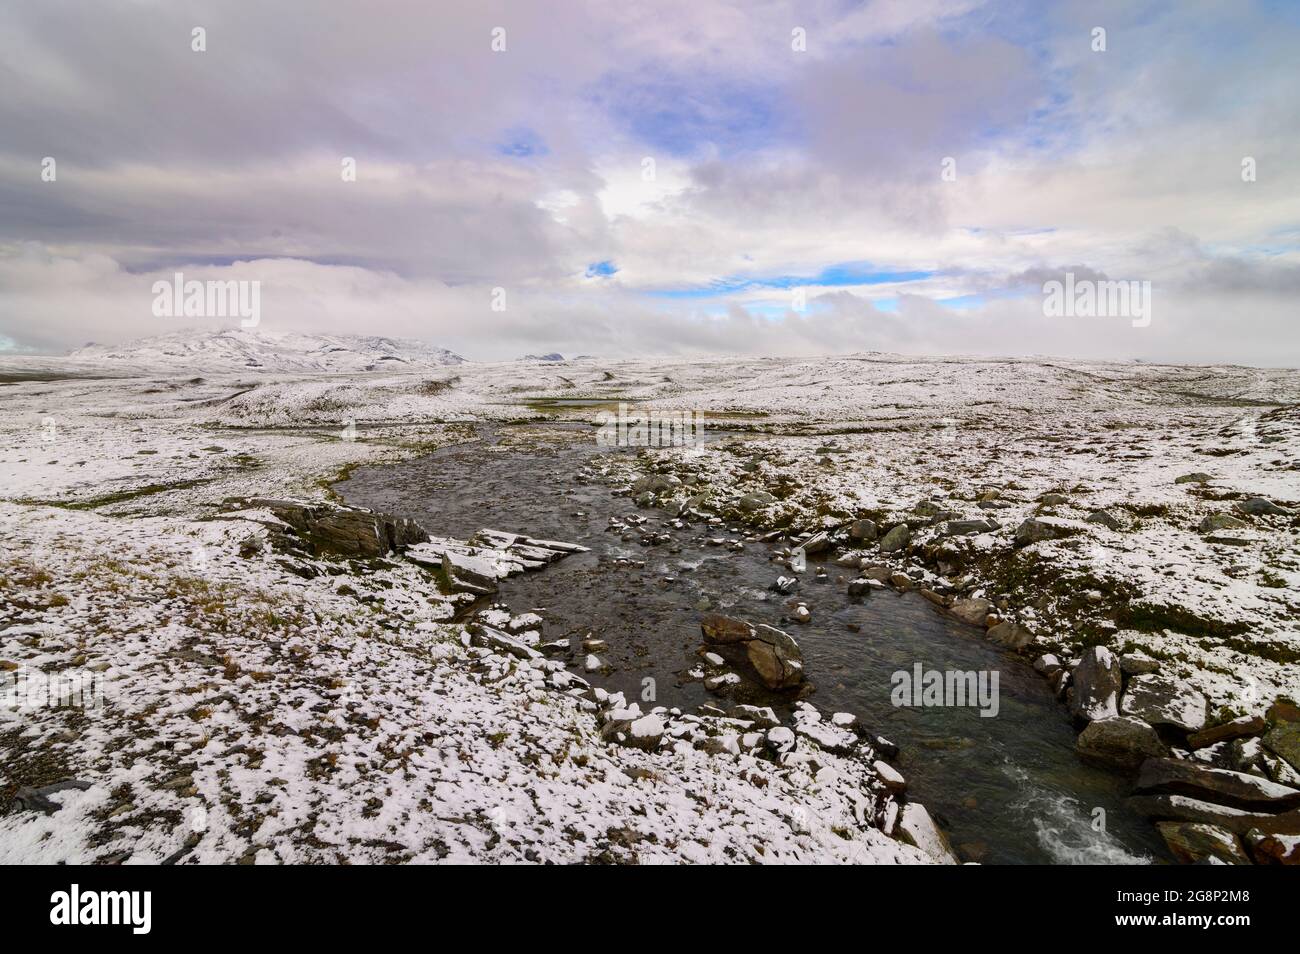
top-left (341, 427), bottom-right (1168, 864)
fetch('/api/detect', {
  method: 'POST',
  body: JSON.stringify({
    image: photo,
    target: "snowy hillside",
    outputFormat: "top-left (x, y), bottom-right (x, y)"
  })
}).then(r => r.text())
top-left (70, 329), bottom-right (464, 373)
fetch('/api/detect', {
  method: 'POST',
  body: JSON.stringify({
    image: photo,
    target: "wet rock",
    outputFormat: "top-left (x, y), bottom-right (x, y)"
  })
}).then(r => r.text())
top-left (700, 613), bottom-right (755, 645)
top-left (987, 620), bottom-right (1035, 649)
top-left (700, 615), bottom-right (804, 690)
top-left (1236, 496), bottom-right (1289, 516)
top-left (878, 523), bottom-right (911, 553)
top-left (1134, 757), bottom-right (1300, 811)
top-left (1120, 674), bottom-right (1208, 733)
top-left (1157, 822), bottom-right (1251, 865)
top-left (1076, 716), bottom-right (1168, 770)
top-left (1086, 508), bottom-right (1124, 531)
top-left (896, 803), bottom-right (959, 864)
top-left (1069, 646), bottom-right (1121, 722)
top-left (1198, 513), bottom-right (1249, 533)
top-left (848, 518), bottom-right (878, 541)
top-left (745, 626), bottom-right (805, 691)
top-left (800, 531), bottom-right (831, 554)
top-left (948, 597), bottom-right (991, 627)
top-left (1188, 715), bottom-right (1267, 751)
top-left (847, 578), bottom-right (874, 597)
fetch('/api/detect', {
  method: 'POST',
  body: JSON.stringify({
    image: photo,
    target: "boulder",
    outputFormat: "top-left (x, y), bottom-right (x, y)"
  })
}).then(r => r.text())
top-left (1133, 757), bottom-right (1300, 811)
top-left (1069, 646), bottom-right (1122, 722)
top-left (848, 518), bottom-right (878, 541)
top-left (1187, 715), bottom-right (1267, 751)
top-left (1119, 653), bottom-right (1160, 676)
top-left (700, 614), bottom-right (755, 645)
top-left (228, 497), bottom-right (429, 558)
top-left (948, 597), bottom-right (992, 627)
top-left (1014, 517), bottom-right (1074, 546)
top-left (1156, 822), bottom-right (1250, 865)
top-left (1120, 675), bottom-right (1208, 733)
top-left (878, 523), bottom-right (910, 553)
top-left (896, 803), bottom-right (959, 864)
top-left (1198, 513), bottom-right (1249, 533)
top-left (1086, 508), bottom-right (1124, 531)
top-left (1039, 492), bottom-right (1068, 506)
top-left (700, 615), bottom-right (804, 690)
top-left (440, 550), bottom-right (500, 596)
top-left (1175, 472), bottom-right (1213, 485)
top-left (1236, 496), bottom-right (1289, 516)
top-left (1076, 716), bottom-right (1168, 770)
top-left (913, 499), bottom-right (945, 517)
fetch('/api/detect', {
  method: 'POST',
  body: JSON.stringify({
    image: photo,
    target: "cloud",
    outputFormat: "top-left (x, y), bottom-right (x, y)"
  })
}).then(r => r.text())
top-left (0, 1), bottom-right (1297, 365)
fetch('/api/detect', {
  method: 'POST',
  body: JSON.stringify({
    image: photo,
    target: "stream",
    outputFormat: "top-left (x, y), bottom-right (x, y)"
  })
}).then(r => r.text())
top-left (340, 424), bottom-right (1170, 864)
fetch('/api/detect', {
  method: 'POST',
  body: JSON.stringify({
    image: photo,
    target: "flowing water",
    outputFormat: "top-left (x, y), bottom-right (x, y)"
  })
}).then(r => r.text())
top-left (340, 425), bottom-right (1168, 864)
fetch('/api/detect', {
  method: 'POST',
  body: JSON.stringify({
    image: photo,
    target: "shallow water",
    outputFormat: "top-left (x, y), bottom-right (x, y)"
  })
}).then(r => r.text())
top-left (340, 427), bottom-right (1168, 864)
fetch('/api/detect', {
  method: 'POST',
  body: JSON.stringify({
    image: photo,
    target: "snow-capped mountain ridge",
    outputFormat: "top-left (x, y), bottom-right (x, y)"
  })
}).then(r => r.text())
top-left (70, 329), bottom-right (464, 373)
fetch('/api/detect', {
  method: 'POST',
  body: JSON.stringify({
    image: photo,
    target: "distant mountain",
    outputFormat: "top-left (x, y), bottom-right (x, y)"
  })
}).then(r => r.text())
top-left (518, 352), bottom-right (566, 362)
top-left (70, 329), bottom-right (464, 373)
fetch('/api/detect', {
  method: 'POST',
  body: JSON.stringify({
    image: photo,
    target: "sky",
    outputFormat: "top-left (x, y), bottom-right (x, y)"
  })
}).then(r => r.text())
top-left (1, 0), bottom-right (1299, 364)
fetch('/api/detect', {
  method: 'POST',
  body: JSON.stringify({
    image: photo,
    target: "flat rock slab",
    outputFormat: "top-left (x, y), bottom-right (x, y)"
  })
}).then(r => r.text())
top-left (1120, 674), bottom-right (1207, 733)
top-left (1134, 757), bottom-right (1300, 812)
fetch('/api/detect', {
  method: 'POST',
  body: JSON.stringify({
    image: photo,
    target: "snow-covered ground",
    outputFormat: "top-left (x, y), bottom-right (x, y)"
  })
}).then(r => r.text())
top-left (2, 343), bottom-right (1297, 863)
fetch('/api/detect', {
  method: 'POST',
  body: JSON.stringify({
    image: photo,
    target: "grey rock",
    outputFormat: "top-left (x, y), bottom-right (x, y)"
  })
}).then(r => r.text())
top-left (1134, 757), bottom-right (1300, 811)
top-left (1198, 513), bottom-right (1249, 533)
top-left (944, 518), bottom-right (999, 536)
top-left (878, 523), bottom-right (910, 553)
top-left (1076, 716), bottom-right (1169, 770)
top-left (1087, 508), bottom-right (1124, 531)
top-left (1175, 472), bottom-right (1213, 485)
top-left (1119, 652), bottom-right (1160, 675)
top-left (848, 518), bottom-right (878, 541)
top-left (1236, 496), bottom-right (1290, 516)
top-left (948, 597), bottom-right (992, 627)
top-left (1069, 646), bottom-right (1122, 722)
top-left (1120, 674), bottom-right (1208, 733)
top-left (1014, 517), bottom-right (1071, 546)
